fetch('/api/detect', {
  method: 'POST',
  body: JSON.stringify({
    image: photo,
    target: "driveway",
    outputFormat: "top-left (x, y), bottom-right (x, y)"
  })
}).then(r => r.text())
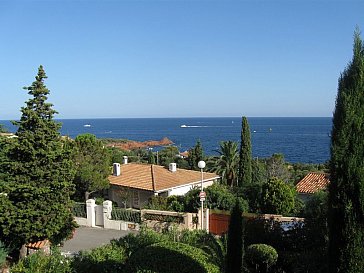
top-left (61, 226), bottom-right (136, 255)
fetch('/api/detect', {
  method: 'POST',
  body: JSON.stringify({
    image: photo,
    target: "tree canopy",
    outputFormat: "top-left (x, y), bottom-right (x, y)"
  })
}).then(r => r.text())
top-left (328, 29), bottom-right (364, 273)
top-left (239, 116), bottom-right (252, 186)
top-left (0, 66), bottom-right (76, 255)
top-left (260, 177), bottom-right (296, 215)
top-left (187, 139), bottom-right (204, 170)
top-left (73, 133), bottom-right (111, 201)
top-left (209, 141), bottom-right (239, 187)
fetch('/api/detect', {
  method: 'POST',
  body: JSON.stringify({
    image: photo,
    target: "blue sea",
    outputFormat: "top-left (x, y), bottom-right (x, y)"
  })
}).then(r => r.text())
top-left (0, 117), bottom-right (332, 164)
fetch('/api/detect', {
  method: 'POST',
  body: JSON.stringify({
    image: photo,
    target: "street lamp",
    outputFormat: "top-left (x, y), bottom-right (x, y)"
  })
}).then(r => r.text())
top-left (198, 160), bottom-right (206, 230)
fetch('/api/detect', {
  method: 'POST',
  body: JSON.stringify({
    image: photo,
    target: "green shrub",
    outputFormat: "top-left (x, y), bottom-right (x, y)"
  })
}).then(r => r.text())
top-left (11, 249), bottom-right (72, 273)
top-left (246, 244), bottom-right (278, 272)
top-left (72, 243), bottom-right (126, 273)
top-left (113, 228), bottom-right (167, 257)
top-left (0, 241), bottom-right (7, 268)
top-left (124, 241), bottom-right (219, 273)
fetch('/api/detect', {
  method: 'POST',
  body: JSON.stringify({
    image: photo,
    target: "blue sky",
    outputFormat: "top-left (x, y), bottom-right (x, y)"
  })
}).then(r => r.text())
top-left (1, 0), bottom-right (363, 119)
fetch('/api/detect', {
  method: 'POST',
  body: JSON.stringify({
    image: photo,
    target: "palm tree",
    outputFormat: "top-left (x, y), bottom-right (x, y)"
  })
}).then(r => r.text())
top-left (208, 141), bottom-right (239, 187)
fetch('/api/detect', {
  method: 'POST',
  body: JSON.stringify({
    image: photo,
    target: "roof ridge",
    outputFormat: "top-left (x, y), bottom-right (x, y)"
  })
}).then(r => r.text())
top-left (151, 164), bottom-right (156, 191)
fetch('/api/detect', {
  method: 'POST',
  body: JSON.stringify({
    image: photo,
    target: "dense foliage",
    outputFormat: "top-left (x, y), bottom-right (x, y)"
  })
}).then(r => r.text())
top-left (208, 141), bottom-right (239, 187)
top-left (226, 200), bottom-right (244, 273)
top-left (72, 243), bottom-right (126, 273)
top-left (239, 116), bottom-right (252, 186)
top-left (0, 241), bottom-right (7, 269)
top-left (328, 29), bottom-right (364, 273)
top-left (260, 177), bottom-right (296, 215)
top-left (11, 249), bottom-right (72, 273)
top-left (146, 183), bottom-right (248, 213)
top-left (124, 241), bottom-right (219, 273)
top-left (73, 133), bottom-right (111, 201)
top-left (188, 139), bottom-right (204, 170)
top-left (0, 66), bottom-right (76, 256)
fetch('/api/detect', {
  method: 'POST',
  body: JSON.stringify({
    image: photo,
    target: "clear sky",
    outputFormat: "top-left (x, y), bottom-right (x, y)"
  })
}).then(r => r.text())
top-left (1, 0), bottom-right (363, 119)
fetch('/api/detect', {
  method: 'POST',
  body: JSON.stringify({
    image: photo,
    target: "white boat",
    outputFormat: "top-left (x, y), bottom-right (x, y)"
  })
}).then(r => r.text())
top-left (83, 124), bottom-right (91, 127)
top-left (180, 125), bottom-right (187, 128)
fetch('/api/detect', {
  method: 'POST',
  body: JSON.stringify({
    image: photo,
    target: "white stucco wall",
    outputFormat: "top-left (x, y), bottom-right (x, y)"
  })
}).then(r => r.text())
top-left (168, 180), bottom-right (214, 196)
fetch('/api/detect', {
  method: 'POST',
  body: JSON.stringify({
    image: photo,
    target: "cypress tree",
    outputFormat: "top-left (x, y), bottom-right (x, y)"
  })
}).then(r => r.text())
top-left (328, 29), bottom-right (364, 273)
top-left (238, 116), bottom-right (252, 186)
top-left (0, 66), bottom-right (76, 255)
top-left (226, 200), bottom-right (244, 273)
top-left (188, 139), bottom-right (204, 170)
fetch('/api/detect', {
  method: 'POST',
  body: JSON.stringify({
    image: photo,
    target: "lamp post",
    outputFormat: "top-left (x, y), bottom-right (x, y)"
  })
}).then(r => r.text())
top-left (198, 160), bottom-right (206, 230)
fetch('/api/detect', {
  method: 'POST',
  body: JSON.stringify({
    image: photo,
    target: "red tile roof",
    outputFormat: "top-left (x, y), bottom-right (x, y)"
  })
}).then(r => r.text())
top-left (296, 172), bottom-right (330, 194)
top-left (108, 163), bottom-right (219, 192)
top-left (26, 239), bottom-right (50, 249)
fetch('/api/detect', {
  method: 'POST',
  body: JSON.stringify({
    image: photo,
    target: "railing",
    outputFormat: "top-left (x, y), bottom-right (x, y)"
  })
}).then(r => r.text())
top-left (72, 202), bottom-right (86, 218)
top-left (111, 207), bottom-right (141, 223)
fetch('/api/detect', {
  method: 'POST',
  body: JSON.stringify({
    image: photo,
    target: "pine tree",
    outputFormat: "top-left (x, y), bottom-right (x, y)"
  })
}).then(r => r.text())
top-left (0, 66), bottom-right (76, 255)
top-left (328, 29), bottom-right (364, 273)
top-left (226, 200), bottom-right (244, 273)
top-left (74, 133), bottom-right (111, 201)
top-left (238, 117), bottom-right (252, 186)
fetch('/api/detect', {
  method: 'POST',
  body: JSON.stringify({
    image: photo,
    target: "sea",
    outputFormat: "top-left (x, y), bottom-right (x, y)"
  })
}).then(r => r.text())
top-left (0, 117), bottom-right (332, 164)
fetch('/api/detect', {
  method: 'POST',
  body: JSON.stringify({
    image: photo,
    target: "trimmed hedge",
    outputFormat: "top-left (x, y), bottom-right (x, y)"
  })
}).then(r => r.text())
top-left (124, 241), bottom-right (219, 273)
top-left (246, 244), bottom-right (278, 270)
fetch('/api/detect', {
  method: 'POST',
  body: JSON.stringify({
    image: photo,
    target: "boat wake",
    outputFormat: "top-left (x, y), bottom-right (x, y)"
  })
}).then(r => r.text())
top-left (180, 125), bottom-right (232, 128)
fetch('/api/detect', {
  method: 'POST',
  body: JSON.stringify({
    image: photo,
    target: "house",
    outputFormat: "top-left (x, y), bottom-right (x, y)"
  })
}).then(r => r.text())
top-left (296, 172), bottom-right (330, 202)
top-left (108, 161), bottom-right (220, 209)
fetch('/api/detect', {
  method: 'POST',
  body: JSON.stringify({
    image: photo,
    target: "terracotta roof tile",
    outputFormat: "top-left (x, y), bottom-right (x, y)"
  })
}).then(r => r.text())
top-left (296, 172), bottom-right (330, 194)
top-left (108, 163), bottom-right (219, 192)
top-left (26, 239), bottom-right (50, 249)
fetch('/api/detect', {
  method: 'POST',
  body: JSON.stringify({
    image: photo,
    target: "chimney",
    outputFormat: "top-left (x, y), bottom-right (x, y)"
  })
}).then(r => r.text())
top-left (169, 163), bottom-right (177, 172)
top-left (113, 163), bottom-right (121, 176)
top-left (123, 156), bottom-right (128, 165)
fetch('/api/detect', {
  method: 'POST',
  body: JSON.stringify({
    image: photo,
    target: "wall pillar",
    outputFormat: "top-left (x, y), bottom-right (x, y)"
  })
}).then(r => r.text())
top-left (86, 199), bottom-right (96, 227)
top-left (103, 200), bottom-right (112, 222)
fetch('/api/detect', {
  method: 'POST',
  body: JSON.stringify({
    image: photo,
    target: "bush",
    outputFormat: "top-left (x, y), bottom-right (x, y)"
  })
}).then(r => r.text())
top-left (72, 243), bottom-right (126, 273)
top-left (260, 177), bottom-right (296, 215)
top-left (246, 244), bottom-right (278, 272)
top-left (124, 241), bottom-right (219, 273)
top-left (113, 228), bottom-right (167, 257)
top-left (0, 241), bottom-right (7, 268)
top-left (11, 249), bottom-right (72, 273)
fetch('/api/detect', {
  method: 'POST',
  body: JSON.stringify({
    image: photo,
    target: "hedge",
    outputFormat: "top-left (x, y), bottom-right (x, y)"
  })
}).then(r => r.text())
top-left (124, 241), bottom-right (219, 273)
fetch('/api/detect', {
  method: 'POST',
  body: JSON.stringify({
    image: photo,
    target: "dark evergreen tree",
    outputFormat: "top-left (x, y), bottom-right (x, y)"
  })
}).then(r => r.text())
top-left (238, 116), bottom-right (252, 186)
top-left (148, 149), bottom-right (156, 164)
top-left (74, 133), bottom-right (111, 201)
top-left (187, 139), bottom-right (204, 170)
top-left (226, 200), bottom-right (244, 273)
top-left (0, 66), bottom-right (76, 256)
top-left (328, 29), bottom-right (364, 273)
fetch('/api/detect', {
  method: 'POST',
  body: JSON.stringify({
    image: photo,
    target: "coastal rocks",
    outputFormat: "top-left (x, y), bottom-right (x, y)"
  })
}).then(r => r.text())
top-left (106, 137), bottom-right (173, 151)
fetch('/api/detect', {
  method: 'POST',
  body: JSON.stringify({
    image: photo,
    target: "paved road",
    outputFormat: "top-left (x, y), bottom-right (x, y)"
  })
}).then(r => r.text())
top-left (61, 227), bottom-right (136, 255)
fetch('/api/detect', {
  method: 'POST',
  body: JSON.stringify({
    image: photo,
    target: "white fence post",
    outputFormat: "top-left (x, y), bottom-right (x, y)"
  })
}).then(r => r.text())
top-left (86, 199), bottom-right (96, 227)
top-left (103, 200), bottom-right (113, 227)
